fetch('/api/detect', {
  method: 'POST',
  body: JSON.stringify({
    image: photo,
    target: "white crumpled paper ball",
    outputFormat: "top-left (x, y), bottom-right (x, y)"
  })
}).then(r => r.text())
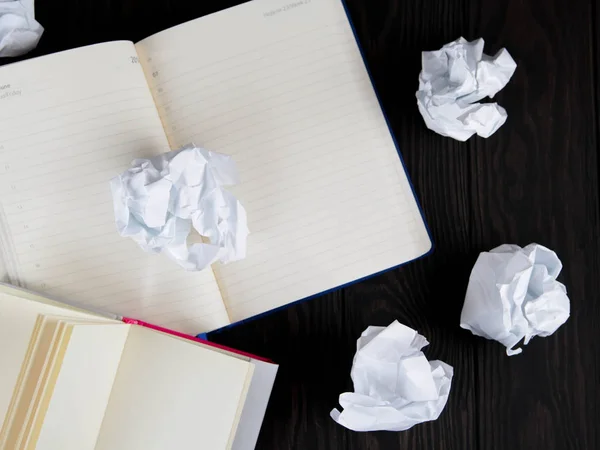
top-left (330, 321), bottom-right (453, 432)
top-left (0, 1), bottom-right (43, 57)
top-left (111, 144), bottom-right (248, 271)
top-left (461, 243), bottom-right (570, 355)
top-left (416, 37), bottom-right (517, 141)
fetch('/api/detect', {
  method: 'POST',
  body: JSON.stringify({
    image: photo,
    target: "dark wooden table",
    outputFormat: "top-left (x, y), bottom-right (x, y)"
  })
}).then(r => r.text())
top-left (15, 0), bottom-right (600, 448)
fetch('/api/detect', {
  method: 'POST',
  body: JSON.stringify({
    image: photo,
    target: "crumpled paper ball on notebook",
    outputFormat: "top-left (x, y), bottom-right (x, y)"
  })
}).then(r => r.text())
top-left (0, 1), bottom-right (43, 57)
top-left (111, 144), bottom-right (249, 271)
top-left (461, 244), bottom-right (570, 355)
top-left (330, 321), bottom-right (453, 432)
top-left (416, 37), bottom-right (517, 141)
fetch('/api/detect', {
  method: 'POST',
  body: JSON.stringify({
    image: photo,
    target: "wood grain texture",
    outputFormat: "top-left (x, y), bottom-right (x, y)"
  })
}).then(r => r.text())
top-left (466, 1), bottom-right (600, 449)
top-left (2, 0), bottom-right (599, 449)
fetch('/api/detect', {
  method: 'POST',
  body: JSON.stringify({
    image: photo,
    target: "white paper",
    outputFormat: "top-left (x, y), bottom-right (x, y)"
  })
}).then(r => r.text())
top-left (416, 37), bottom-right (517, 141)
top-left (461, 243), bottom-right (570, 355)
top-left (111, 144), bottom-right (249, 271)
top-left (0, 0), bottom-right (43, 57)
top-left (330, 321), bottom-right (453, 432)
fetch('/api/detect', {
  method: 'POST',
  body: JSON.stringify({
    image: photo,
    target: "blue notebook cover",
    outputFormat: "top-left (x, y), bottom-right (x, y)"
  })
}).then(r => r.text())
top-left (199, 0), bottom-right (433, 340)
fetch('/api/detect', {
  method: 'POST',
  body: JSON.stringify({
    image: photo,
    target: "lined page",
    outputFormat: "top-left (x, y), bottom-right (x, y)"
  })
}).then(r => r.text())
top-left (0, 42), bottom-right (229, 333)
top-left (136, 0), bottom-right (431, 322)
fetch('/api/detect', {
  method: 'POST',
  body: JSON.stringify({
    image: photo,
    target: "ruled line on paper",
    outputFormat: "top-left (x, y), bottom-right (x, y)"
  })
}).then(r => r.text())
top-left (236, 120), bottom-right (382, 175)
top-left (91, 285), bottom-right (224, 312)
top-left (14, 227), bottom-right (132, 260)
top-left (246, 184), bottom-right (408, 243)
top-left (71, 279), bottom-right (222, 310)
top-left (156, 41), bottom-right (355, 114)
top-left (238, 163), bottom-right (403, 235)
top-left (4, 162), bottom-right (149, 200)
top-left (0, 90), bottom-right (152, 133)
top-left (15, 236), bottom-right (124, 266)
top-left (159, 312), bottom-right (228, 329)
top-left (201, 104), bottom-right (377, 160)
top-left (226, 202), bottom-right (415, 273)
top-left (23, 260), bottom-right (214, 294)
top-left (0, 126), bottom-right (162, 182)
top-left (156, 37), bottom-right (353, 111)
top-left (224, 230), bottom-right (420, 311)
top-left (0, 128), bottom-right (167, 172)
top-left (0, 86), bottom-right (149, 123)
top-left (149, 310), bottom-right (227, 328)
top-left (0, 106), bottom-right (157, 145)
top-left (104, 294), bottom-right (228, 317)
top-left (166, 69), bottom-right (364, 141)
top-left (149, 21), bottom-right (347, 84)
top-left (18, 246), bottom-right (200, 285)
top-left (231, 132), bottom-right (386, 201)
top-left (0, 136), bottom-right (166, 183)
top-left (4, 189), bottom-right (109, 218)
top-left (0, 55), bottom-right (145, 110)
top-left (18, 241), bottom-right (206, 282)
top-left (91, 284), bottom-right (223, 311)
top-left (222, 212), bottom-right (416, 296)
top-left (69, 286), bottom-right (223, 313)
top-left (165, 66), bottom-right (362, 142)
top-left (12, 221), bottom-right (119, 248)
top-left (243, 144), bottom-right (391, 213)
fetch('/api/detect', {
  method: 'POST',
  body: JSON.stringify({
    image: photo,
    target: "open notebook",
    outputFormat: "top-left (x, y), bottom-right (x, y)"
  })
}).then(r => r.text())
top-left (0, 283), bottom-right (277, 450)
top-left (0, 0), bottom-right (432, 335)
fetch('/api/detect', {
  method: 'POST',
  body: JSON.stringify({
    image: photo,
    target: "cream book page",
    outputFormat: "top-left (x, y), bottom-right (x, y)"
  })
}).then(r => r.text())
top-left (20, 323), bottom-right (129, 450)
top-left (1, 316), bottom-right (77, 449)
top-left (0, 42), bottom-right (229, 334)
top-left (94, 326), bottom-right (253, 450)
top-left (0, 290), bottom-right (116, 432)
top-left (135, 0), bottom-right (432, 322)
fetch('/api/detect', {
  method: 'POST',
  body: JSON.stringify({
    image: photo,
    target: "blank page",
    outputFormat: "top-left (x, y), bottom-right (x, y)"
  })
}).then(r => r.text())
top-left (2, 317), bottom-right (78, 448)
top-left (31, 323), bottom-right (130, 450)
top-left (94, 326), bottom-right (253, 450)
top-left (0, 289), bottom-right (114, 432)
top-left (0, 42), bottom-right (229, 333)
top-left (135, 0), bottom-right (432, 322)
top-left (2, 321), bottom-right (73, 449)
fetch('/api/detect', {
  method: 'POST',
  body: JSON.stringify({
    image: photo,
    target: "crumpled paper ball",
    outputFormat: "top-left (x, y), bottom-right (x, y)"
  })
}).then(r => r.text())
top-left (330, 321), bottom-right (453, 432)
top-left (461, 243), bottom-right (570, 355)
top-left (416, 37), bottom-right (517, 141)
top-left (0, 1), bottom-right (43, 57)
top-left (111, 144), bottom-right (248, 271)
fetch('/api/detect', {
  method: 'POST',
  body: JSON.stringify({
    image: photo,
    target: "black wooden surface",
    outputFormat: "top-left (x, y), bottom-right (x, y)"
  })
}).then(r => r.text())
top-left (8, 0), bottom-right (600, 448)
